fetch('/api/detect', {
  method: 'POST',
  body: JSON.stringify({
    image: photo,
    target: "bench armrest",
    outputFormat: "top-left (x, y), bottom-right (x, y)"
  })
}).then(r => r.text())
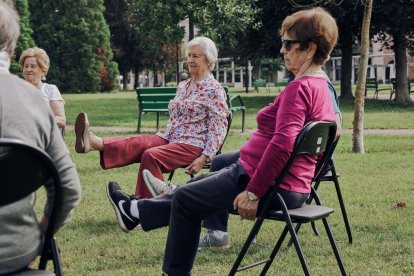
top-left (229, 94), bottom-right (245, 108)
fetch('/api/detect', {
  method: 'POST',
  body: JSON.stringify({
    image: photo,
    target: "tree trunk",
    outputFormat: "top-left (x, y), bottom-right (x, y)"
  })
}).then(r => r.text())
top-left (134, 68), bottom-right (139, 89)
top-left (339, 12), bottom-right (354, 99)
top-left (340, 37), bottom-right (354, 99)
top-left (122, 70), bottom-right (128, 91)
top-left (352, 0), bottom-right (373, 153)
top-left (257, 59), bottom-right (262, 79)
top-left (188, 15), bottom-right (194, 41)
top-left (393, 30), bottom-right (412, 103)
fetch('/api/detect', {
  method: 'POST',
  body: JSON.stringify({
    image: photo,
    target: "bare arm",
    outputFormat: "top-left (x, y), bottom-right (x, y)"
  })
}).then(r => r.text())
top-left (50, 100), bottom-right (66, 128)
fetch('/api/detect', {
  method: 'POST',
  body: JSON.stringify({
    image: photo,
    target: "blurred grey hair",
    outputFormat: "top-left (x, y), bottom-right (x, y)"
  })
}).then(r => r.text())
top-left (0, 1), bottom-right (20, 56)
top-left (186, 37), bottom-right (218, 71)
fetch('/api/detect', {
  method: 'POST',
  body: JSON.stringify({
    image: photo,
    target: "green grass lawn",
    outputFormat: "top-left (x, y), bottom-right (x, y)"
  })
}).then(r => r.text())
top-left (44, 131), bottom-right (414, 275)
top-left (46, 90), bottom-right (414, 275)
top-left (63, 89), bottom-right (414, 132)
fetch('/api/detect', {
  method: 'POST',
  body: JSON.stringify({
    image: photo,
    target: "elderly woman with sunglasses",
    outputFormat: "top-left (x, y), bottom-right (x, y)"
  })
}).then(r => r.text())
top-left (74, 36), bottom-right (230, 199)
top-left (106, 7), bottom-right (339, 275)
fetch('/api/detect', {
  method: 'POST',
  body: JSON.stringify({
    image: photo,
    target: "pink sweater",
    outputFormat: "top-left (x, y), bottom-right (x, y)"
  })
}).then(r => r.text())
top-left (239, 76), bottom-right (335, 198)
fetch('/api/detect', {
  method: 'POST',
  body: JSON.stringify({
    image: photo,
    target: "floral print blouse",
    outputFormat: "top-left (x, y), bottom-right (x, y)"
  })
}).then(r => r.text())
top-left (157, 74), bottom-right (230, 159)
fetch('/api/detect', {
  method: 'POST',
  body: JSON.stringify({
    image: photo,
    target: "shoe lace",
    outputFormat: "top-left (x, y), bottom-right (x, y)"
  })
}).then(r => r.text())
top-left (200, 230), bottom-right (214, 246)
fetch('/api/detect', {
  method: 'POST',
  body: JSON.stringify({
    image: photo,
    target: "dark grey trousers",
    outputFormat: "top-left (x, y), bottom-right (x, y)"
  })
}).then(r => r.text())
top-left (137, 157), bottom-right (308, 275)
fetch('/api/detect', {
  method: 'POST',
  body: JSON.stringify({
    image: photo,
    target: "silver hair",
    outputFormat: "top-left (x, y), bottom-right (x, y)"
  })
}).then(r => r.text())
top-left (0, 1), bottom-right (20, 56)
top-left (186, 36), bottom-right (218, 71)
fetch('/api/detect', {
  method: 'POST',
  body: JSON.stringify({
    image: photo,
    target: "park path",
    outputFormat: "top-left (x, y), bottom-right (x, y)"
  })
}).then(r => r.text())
top-left (65, 125), bottom-right (414, 136)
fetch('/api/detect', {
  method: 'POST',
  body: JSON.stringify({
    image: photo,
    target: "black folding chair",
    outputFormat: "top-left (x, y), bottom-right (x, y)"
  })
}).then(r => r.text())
top-left (229, 121), bottom-right (347, 276)
top-left (0, 138), bottom-right (63, 276)
top-left (311, 138), bottom-right (352, 244)
top-left (167, 113), bottom-right (233, 181)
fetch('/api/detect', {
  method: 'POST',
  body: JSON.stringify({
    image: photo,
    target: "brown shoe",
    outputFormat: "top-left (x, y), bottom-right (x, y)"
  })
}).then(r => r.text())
top-left (75, 112), bottom-right (91, 153)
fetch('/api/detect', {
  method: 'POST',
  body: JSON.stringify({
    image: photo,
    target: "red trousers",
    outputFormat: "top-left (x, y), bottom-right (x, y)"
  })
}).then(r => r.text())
top-left (100, 135), bottom-right (202, 198)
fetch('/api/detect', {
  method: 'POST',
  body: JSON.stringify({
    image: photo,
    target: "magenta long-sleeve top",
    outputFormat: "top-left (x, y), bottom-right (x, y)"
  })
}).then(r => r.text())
top-left (239, 76), bottom-right (335, 198)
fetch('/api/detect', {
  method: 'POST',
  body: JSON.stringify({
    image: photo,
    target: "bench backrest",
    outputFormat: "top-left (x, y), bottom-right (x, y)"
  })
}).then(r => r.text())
top-left (253, 79), bottom-right (267, 87)
top-left (137, 86), bottom-right (233, 110)
top-left (136, 87), bottom-right (176, 110)
top-left (365, 78), bottom-right (378, 90)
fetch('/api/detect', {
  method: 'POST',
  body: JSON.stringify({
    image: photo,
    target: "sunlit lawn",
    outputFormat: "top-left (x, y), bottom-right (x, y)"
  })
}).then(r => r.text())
top-left (45, 89), bottom-right (414, 275)
top-left (63, 88), bottom-right (414, 132)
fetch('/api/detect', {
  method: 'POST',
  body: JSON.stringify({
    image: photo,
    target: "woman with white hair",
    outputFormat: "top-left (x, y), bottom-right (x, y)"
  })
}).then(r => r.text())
top-left (75, 36), bottom-right (230, 199)
top-left (20, 47), bottom-right (66, 129)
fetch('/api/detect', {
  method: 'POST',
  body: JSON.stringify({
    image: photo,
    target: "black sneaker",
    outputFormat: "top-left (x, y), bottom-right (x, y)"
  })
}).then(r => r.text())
top-left (107, 181), bottom-right (140, 233)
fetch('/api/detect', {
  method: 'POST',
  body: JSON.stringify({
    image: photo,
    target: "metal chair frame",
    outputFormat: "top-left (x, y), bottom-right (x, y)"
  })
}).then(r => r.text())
top-left (229, 121), bottom-right (347, 276)
top-left (0, 138), bottom-right (63, 275)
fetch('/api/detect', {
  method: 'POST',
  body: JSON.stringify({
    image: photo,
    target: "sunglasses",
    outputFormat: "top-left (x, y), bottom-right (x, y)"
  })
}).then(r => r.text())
top-left (281, 38), bottom-right (300, 51)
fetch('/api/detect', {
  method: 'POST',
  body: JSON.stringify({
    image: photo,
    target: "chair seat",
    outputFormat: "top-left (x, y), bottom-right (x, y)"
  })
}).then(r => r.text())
top-left (267, 205), bottom-right (334, 223)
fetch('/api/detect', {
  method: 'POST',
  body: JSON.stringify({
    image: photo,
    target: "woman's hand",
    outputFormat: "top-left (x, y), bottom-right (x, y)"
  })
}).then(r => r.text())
top-left (50, 100), bottom-right (66, 129)
top-left (233, 191), bottom-right (259, 221)
top-left (185, 155), bottom-right (208, 175)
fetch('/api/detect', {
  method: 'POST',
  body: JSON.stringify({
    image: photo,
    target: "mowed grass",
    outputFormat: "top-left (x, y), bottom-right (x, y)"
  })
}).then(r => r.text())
top-left (39, 90), bottom-right (414, 275)
top-left (62, 89), bottom-right (414, 132)
top-left (35, 130), bottom-right (413, 276)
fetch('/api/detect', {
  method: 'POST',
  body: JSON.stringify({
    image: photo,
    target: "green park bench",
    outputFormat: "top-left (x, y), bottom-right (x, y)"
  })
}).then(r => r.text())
top-left (275, 78), bottom-right (290, 91)
top-left (390, 78), bottom-right (414, 100)
top-left (252, 79), bottom-right (270, 93)
top-left (136, 86), bottom-right (246, 133)
top-left (365, 78), bottom-right (392, 99)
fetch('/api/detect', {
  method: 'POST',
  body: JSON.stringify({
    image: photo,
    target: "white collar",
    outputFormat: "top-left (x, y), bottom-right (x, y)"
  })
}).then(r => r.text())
top-left (0, 50), bottom-right (11, 74)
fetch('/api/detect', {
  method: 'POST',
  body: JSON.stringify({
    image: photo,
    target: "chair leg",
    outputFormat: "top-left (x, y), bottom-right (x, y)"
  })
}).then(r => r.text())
top-left (167, 170), bottom-right (175, 182)
top-left (285, 218), bottom-right (311, 276)
top-left (260, 225), bottom-right (289, 276)
top-left (51, 238), bottom-right (62, 276)
top-left (321, 218), bottom-right (347, 276)
top-left (229, 218), bottom-right (265, 276)
top-left (332, 175), bottom-right (353, 244)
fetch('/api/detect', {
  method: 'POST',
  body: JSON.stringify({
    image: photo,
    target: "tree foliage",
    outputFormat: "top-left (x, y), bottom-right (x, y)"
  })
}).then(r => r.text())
top-left (29, 0), bottom-right (118, 92)
top-left (371, 0), bottom-right (414, 103)
top-left (10, 0), bottom-right (35, 75)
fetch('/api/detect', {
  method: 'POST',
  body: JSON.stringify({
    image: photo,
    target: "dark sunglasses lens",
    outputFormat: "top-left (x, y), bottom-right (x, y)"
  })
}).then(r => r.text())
top-left (282, 40), bottom-right (300, 50)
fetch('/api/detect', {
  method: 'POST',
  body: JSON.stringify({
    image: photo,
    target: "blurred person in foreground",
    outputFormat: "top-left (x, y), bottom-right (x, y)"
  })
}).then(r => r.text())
top-left (106, 7), bottom-right (339, 275)
top-left (0, 2), bottom-right (81, 274)
top-left (19, 47), bottom-right (66, 129)
top-left (74, 36), bottom-right (230, 199)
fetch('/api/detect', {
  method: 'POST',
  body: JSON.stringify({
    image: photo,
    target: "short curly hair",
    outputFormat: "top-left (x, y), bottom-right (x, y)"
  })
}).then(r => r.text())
top-left (19, 47), bottom-right (50, 80)
top-left (280, 7), bottom-right (338, 65)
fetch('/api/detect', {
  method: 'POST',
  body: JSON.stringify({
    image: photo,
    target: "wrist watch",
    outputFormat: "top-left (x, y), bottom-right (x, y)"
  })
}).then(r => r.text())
top-left (246, 191), bottom-right (259, 201)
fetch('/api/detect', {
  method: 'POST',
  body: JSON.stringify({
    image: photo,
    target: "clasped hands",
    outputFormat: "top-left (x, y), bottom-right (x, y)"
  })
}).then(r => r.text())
top-left (185, 154), bottom-right (208, 175)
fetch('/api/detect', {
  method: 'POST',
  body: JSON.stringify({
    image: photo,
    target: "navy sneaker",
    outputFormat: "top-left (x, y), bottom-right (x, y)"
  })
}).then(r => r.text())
top-left (107, 181), bottom-right (140, 232)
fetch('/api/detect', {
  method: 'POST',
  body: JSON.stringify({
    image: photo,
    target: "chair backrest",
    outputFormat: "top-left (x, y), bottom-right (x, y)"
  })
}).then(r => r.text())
top-left (259, 121), bottom-right (336, 216)
top-left (0, 138), bottom-right (62, 270)
top-left (216, 112), bottom-right (233, 156)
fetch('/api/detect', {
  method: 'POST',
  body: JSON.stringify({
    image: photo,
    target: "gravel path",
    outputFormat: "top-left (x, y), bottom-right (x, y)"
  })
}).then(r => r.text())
top-left (65, 125), bottom-right (414, 136)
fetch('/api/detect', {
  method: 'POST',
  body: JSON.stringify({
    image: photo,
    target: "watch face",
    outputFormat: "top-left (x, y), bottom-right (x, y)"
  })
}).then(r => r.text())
top-left (247, 191), bottom-right (257, 201)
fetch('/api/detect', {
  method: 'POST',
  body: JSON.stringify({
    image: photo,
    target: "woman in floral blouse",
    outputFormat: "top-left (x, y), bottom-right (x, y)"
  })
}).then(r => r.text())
top-left (75, 36), bottom-right (230, 198)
